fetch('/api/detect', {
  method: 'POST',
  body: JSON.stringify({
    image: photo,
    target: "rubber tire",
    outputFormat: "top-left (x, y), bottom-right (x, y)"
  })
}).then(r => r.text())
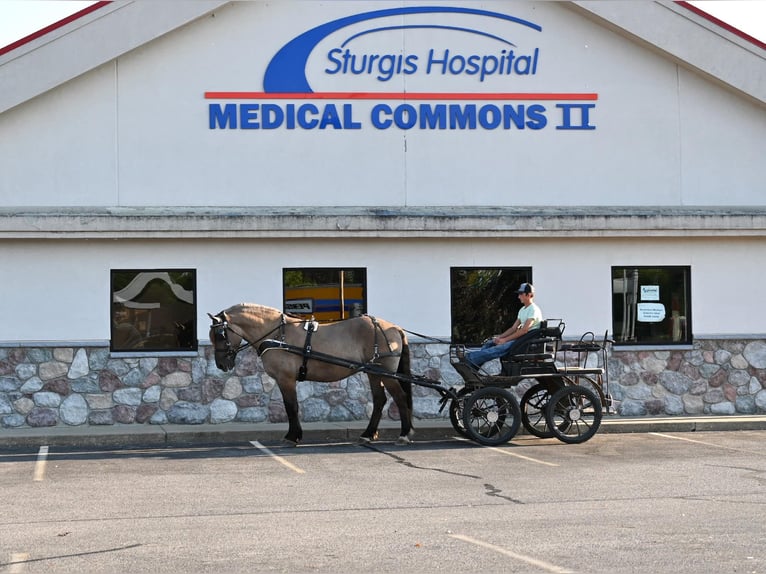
top-left (520, 383), bottom-right (556, 438)
top-left (448, 387), bottom-right (472, 438)
top-left (462, 386), bottom-right (521, 446)
top-left (545, 385), bottom-right (602, 444)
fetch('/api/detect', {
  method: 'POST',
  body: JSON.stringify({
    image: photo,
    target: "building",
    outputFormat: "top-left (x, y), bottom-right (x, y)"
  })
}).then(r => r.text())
top-left (1, 1), bottom-right (765, 430)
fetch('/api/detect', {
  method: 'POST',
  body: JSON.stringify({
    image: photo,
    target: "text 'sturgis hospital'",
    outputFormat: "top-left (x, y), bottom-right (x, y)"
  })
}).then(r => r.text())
top-left (1, 1), bottom-right (765, 430)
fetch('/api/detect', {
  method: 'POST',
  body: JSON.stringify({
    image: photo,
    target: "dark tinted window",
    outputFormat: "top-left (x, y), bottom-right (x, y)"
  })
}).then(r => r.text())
top-left (111, 270), bottom-right (197, 352)
top-left (450, 267), bottom-right (531, 345)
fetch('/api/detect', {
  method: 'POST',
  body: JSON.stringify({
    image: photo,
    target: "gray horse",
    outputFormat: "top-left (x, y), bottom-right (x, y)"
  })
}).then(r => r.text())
top-left (209, 303), bottom-right (413, 445)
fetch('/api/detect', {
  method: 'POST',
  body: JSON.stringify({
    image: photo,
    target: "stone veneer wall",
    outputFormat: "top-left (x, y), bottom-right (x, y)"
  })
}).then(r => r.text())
top-left (2, 340), bottom-right (766, 429)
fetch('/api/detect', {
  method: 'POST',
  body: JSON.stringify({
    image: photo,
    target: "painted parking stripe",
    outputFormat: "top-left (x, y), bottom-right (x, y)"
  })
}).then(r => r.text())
top-left (649, 432), bottom-right (765, 455)
top-left (453, 437), bottom-right (559, 466)
top-left (250, 441), bottom-right (306, 474)
top-left (33, 446), bottom-right (48, 482)
top-left (450, 534), bottom-right (576, 573)
top-left (9, 552), bottom-right (29, 573)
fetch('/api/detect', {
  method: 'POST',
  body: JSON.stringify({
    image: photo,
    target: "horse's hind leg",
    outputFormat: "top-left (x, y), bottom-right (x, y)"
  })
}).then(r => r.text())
top-left (360, 378), bottom-right (386, 443)
top-left (381, 379), bottom-right (413, 445)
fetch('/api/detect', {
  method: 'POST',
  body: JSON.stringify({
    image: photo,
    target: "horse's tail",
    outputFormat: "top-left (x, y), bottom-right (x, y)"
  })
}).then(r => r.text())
top-left (397, 329), bottom-right (414, 422)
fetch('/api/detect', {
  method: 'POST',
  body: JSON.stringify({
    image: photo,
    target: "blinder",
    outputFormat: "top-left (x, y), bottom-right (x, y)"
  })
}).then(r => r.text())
top-left (209, 314), bottom-right (242, 372)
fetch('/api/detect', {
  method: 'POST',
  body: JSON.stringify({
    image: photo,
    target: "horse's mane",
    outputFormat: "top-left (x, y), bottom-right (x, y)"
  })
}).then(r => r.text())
top-left (225, 302), bottom-right (281, 318)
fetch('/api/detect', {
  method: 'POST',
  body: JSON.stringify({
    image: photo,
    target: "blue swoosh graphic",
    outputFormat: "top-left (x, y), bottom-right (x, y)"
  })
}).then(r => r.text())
top-left (341, 25), bottom-right (516, 48)
top-left (263, 6), bottom-right (541, 93)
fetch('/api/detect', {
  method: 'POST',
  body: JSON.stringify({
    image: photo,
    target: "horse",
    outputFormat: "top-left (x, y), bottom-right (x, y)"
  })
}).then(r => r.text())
top-left (208, 303), bottom-right (414, 445)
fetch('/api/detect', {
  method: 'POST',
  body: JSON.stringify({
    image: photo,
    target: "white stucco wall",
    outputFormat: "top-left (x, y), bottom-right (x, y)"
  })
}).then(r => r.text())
top-left (1, 1), bottom-right (764, 346)
top-left (2, 236), bottom-right (764, 343)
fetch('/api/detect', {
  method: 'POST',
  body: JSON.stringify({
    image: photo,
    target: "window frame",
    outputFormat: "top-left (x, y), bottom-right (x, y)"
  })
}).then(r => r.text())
top-left (110, 268), bottom-right (198, 353)
top-left (611, 265), bottom-right (692, 346)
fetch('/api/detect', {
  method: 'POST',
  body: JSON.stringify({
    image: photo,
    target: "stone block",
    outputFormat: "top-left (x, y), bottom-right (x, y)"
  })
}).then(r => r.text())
top-left (39, 361), bottom-right (67, 381)
top-left (166, 401), bottom-right (208, 424)
top-left (162, 372), bottom-right (191, 388)
top-left (60, 394), bottom-right (88, 425)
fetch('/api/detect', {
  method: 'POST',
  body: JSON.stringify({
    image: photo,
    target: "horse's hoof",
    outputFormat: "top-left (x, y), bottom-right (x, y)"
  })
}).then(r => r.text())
top-left (357, 435), bottom-right (375, 445)
top-left (282, 438), bottom-right (299, 447)
top-left (396, 435), bottom-right (413, 446)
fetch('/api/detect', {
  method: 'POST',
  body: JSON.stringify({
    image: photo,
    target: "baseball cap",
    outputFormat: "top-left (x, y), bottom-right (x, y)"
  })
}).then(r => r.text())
top-left (516, 283), bottom-right (535, 294)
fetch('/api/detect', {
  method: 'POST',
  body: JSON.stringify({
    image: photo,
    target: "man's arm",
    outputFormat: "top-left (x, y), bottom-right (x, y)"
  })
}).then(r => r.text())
top-left (494, 318), bottom-right (535, 345)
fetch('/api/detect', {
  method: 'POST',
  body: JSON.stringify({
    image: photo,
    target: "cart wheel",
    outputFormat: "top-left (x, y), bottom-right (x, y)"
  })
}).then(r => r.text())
top-left (462, 386), bottom-right (521, 446)
top-left (545, 385), bottom-right (602, 444)
top-left (448, 387), bottom-right (472, 438)
top-left (520, 383), bottom-right (556, 438)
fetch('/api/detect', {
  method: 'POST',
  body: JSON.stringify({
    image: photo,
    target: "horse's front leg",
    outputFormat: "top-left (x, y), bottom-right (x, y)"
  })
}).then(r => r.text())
top-left (278, 378), bottom-right (303, 446)
top-left (359, 378), bottom-right (386, 443)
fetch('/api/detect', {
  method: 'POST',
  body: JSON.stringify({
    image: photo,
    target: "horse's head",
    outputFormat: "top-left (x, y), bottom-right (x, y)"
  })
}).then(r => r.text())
top-left (208, 312), bottom-right (240, 372)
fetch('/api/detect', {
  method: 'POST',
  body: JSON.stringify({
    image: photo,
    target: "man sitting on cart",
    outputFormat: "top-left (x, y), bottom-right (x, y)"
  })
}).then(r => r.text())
top-left (466, 282), bottom-right (543, 371)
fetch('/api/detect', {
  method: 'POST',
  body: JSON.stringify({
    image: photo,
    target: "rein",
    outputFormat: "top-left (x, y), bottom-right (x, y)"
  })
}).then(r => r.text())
top-left (402, 328), bottom-right (450, 345)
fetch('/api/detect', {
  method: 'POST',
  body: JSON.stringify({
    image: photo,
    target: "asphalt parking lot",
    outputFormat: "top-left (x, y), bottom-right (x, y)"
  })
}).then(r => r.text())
top-left (2, 429), bottom-right (765, 573)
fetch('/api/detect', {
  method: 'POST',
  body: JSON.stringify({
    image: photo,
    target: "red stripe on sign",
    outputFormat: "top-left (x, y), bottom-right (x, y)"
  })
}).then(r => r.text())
top-left (204, 92), bottom-right (599, 101)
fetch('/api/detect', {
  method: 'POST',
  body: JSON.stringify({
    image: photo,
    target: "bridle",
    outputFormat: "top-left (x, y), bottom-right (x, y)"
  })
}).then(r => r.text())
top-left (210, 317), bottom-right (246, 365)
top-left (209, 312), bottom-right (288, 364)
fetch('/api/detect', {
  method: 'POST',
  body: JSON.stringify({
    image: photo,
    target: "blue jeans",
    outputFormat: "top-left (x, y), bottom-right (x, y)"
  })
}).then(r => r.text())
top-left (466, 339), bottom-right (515, 368)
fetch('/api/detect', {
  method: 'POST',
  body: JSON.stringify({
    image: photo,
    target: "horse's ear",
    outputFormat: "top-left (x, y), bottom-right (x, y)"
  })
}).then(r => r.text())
top-left (207, 312), bottom-right (216, 321)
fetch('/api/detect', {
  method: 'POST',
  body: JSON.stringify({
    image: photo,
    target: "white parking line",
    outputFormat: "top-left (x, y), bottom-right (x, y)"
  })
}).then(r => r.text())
top-left (450, 534), bottom-right (576, 573)
top-left (33, 446), bottom-right (48, 482)
top-left (485, 445), bottom-right (560, 466)
top-left (9, 552), bottom-right (29, 573)
top-left (250, 441), bottom-right (306, 474)
top-left (649, 432), bottom-right (765, 455)
top-left (453, 437), bottom-right (559, 466)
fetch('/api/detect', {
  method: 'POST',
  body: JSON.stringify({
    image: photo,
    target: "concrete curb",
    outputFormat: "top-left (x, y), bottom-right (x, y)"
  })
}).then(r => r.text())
top-left (3, 416), bottom-right (766, 449)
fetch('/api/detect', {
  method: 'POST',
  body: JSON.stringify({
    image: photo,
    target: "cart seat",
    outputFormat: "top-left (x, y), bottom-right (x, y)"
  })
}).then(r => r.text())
top-left (500, 319), bottom-right (564, 376)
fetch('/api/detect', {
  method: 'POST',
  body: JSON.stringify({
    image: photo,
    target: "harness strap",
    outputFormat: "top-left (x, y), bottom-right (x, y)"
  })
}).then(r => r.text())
top-left (369, 315), bottom-right (400, 361)
top-left (297, 319), bottom-right (318, 381)
top-left (369, 315), bottom-right (381, 360)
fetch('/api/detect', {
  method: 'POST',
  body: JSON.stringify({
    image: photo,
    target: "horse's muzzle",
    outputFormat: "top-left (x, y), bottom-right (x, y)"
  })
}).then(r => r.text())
top-left (214, 350), bottom-right (236, 372)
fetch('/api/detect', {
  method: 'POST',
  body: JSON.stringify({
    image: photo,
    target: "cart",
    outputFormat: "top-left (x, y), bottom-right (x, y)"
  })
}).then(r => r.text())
top-left (443, 319), bottom-right (614, 446)
top-left (257, 318), bottom-right (613, 446)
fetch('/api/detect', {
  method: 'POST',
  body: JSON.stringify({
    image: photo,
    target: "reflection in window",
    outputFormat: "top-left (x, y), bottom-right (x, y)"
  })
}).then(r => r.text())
top-left (111, 270), bottom-right (197, 352)
top-left (283, 268), bottom-right (366, 322)
top-left (611, 266), bottom-right (691, 345)
top-left (450, 267), bottom-right (532, 346)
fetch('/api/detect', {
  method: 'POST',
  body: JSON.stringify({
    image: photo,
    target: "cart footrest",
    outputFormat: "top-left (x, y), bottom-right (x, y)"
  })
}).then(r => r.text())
top-left (451, 360), bottom-right (484, 383)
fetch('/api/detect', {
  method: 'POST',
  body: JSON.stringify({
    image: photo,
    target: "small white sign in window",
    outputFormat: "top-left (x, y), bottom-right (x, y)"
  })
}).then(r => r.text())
top-left (641, 285), bottom-right (660, 301)
top-left (637, 302), bottom-right (666, 322)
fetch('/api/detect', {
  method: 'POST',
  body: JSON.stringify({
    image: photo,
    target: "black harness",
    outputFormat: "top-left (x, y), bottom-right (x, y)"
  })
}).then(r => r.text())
top-left (297, 319), bottom-right (318, 381)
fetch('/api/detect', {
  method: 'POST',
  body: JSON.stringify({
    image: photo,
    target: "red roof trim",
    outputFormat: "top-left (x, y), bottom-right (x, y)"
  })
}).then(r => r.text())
top-left (0, 1), bottom-right (761, 60)
top-left (0, 1), bottom-right (111, 58)
top-left (677, 1), bottom-right (766, 51)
